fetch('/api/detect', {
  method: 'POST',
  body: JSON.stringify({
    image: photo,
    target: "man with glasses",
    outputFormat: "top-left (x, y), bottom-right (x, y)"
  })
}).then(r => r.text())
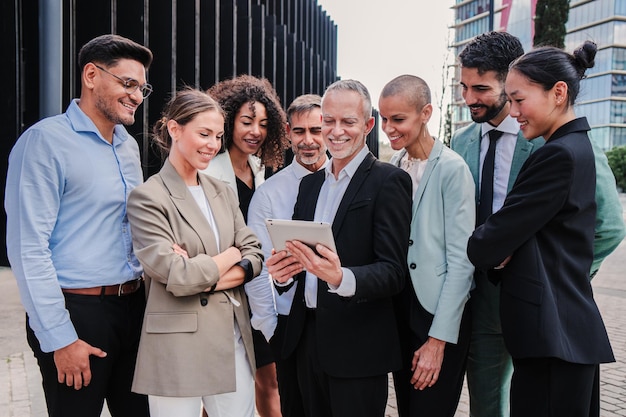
top-left (5, 34), bottom-right (153, 417)
top-left (94, 64), bottom-right (153, 99)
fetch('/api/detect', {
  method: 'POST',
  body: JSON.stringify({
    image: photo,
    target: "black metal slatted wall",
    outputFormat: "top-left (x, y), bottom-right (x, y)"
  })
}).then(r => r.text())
top-left (1, 0), bottom-right (382, 266)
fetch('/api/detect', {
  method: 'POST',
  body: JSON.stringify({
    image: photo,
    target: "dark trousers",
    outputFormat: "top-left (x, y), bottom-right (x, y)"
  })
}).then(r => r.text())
top-left (272, 314), bottom-right (306, 417)
top-left (511, 357), bottom-right (599, 417)
top-left (275, 349), bottom-right (306, 417)
top-left (393, 297), bottom-right (472, 417)
top-left (26, 286), bottom-right (149, 417)
top-left (252, 326), bottom-right (275, 368)
top-left (295, 309), bottom-right (388, 417)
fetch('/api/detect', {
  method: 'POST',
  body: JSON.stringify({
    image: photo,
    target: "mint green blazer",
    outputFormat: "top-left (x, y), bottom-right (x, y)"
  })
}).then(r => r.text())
top-left (450, 122), bottom-right (543, 198)
top-left (390, 140), bottom-right (475, 343)
top-left (451, 122), bottom-right (625, 275)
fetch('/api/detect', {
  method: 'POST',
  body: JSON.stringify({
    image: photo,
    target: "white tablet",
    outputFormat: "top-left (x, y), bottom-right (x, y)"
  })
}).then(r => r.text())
top-left (264, 219), bottom-right (337, 253)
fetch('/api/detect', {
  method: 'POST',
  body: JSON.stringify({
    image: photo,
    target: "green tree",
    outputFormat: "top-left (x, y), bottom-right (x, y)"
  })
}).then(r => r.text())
top-left (533, 0), bottom-right (570, 48)
top-left (606, 146), bottom-right (626, 191)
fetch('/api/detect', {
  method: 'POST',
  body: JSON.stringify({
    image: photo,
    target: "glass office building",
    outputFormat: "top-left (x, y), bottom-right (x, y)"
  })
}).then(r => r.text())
top-left (450, 0), bottom-right (538, 133)
top-left (567, 0), bottom-right (626, 149)
top-left (451, 0), bottom-right (626, 150)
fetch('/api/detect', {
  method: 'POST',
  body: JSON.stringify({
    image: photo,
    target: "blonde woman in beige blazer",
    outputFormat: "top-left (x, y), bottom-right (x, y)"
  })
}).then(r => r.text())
top-left (127, 89), bottom-right (263, 417)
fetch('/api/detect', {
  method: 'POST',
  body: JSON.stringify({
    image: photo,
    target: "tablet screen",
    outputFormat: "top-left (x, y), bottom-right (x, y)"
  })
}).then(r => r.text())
top-left (264, 219), bottom-right (336, 253)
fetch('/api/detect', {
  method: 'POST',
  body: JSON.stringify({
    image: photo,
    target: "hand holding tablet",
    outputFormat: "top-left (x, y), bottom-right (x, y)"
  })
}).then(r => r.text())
top-left (264, 219), bottom-right (337, 253)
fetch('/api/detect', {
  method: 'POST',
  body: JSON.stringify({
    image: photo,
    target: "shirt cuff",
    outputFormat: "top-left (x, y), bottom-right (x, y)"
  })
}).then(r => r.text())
top-left (273, 276), bottom-right (295, 295)
top-left (36, 319), bottom-right (79, 353)
top-left (327, 267), bottom-right (356, 297)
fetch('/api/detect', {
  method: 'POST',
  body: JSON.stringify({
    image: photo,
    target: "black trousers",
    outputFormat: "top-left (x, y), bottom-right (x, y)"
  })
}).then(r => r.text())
top-left (272, 314), bottom-right (306, 417)
top-left (26, 286), bottom-right (149, 417)
top-left (393, 296), bottom-right (472, 417)
top-left (252, 326), bottom-right (275, 368)
top-left (275, 348), bottom-right (306, 417)
top-left (511, 357), bottom-right (599, 417)
top-left (295, 309), bottom-right (388, 417)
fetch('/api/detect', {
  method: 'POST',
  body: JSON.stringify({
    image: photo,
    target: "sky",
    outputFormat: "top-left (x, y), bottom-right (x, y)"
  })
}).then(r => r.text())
top-left (316, 0), bottom-right (455, 139)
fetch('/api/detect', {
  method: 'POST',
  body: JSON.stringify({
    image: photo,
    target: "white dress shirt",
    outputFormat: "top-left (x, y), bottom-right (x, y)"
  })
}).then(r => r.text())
top-left (304, 146), bottom-right (370, 308)
top-left (480, 115), bottom-right (520, 213)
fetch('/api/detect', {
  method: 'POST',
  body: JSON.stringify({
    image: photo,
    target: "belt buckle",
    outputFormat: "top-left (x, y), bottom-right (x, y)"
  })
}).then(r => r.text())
top-left (118, 279), bottom-right (135, 296)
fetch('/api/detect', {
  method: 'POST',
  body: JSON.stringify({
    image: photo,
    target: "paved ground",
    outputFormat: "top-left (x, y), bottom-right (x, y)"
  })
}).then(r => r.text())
top-left (2, 194), bottom-right (625, 416)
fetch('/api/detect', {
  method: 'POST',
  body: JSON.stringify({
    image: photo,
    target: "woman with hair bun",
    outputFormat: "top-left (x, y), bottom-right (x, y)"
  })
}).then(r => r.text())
top-left (127, 88), bottom-right (263, 417)
top-left (467, 41), bottom-right (615, 417)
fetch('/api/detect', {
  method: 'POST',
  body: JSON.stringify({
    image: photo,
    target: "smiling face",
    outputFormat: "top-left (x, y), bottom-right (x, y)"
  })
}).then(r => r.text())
top-left (168, 109), bottom-right (225, 179)
top-left (288, 108), bottom-right (326, 171)
top-left (506, 69), bottom-right (566, 141)
top-left (230, 101), bottom-right (268, 156)
top-left (379, 93), bottom-right (429, 153)
top-left (460, 67), bottom-right (510, 126)
top-left (321, 90), bottom-right (374, 172)
top-left (91, 59), bottom-right (147, 127)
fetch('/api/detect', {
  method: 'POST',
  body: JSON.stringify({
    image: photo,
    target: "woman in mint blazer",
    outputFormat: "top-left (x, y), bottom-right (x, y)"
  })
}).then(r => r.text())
top-left (379, 75), bottom-right (475, 417)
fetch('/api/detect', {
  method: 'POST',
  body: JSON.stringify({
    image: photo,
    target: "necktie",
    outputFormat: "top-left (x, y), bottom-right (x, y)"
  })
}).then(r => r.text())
top-left (477, 129), bottom-right (503, 226)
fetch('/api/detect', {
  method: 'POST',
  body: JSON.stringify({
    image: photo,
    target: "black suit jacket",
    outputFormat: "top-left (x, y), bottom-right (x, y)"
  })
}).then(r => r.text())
top-left (275, 152), bottom-right (412, 378)
top-left (467, 118), bottom-right (614, 364)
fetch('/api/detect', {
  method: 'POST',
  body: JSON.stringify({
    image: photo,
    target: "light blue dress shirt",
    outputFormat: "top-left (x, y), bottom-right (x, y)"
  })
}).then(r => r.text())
top-left (5, 99), bottom-right (143, 352)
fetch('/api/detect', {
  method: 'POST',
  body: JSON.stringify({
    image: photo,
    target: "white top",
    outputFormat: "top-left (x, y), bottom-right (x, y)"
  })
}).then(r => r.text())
top-left (400, 153), bottom-right (428, 198)
top-left (188, 185), bottom-right (220, 252)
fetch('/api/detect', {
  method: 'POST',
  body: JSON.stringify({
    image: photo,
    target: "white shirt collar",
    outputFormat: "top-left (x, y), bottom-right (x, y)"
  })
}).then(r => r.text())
top-left (325, 145), bottom-right (369, 179)
top-left (481, 115), bottom-right (520, 137)
top-left (291, 156), bottom-right (330, 179)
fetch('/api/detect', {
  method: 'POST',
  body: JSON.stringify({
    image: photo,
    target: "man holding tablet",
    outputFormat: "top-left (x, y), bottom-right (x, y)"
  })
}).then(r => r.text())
top-left (267, 80), bottom-right (412, 417)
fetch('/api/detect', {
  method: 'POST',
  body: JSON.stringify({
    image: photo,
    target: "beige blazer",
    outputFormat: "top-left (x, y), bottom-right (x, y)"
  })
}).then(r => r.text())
top-left (127, 160), bottom-right (263, 397)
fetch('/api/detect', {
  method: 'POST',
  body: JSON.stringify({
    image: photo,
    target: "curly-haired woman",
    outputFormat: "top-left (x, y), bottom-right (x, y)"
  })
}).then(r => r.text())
top-left (202, 75), bottom-right (288, 417)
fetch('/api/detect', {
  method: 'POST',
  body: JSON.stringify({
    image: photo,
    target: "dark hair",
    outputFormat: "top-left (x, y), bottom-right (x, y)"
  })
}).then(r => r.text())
top-left (78, 34), bottom-right (153, 71)
top-left (509, 41), bottom-right (597, 106)
top-left (458, 31), bottom-right (524, 82)
top-left (207, 75), bottom-right (288, 170)
top-left (380, 74), bottom-right (431, 110)
top-left (287, 94), bottom-right (322, 124)
top-left (152, 88), bottom-right (224, 159)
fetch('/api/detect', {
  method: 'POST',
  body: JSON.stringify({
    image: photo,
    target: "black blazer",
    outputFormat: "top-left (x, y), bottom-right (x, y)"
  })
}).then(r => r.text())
top-left (275, 152), bottom-right (412, 378)
top-left (467, 118), bottom-right (614, 365)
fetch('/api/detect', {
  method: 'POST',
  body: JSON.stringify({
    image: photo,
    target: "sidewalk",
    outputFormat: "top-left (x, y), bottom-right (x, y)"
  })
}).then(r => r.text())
top-left (2, 194), bottom-right (625, 416)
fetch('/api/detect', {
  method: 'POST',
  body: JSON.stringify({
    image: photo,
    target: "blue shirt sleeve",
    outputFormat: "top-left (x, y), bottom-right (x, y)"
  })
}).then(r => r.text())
top-left (5, 126), bottom-right (78, 352)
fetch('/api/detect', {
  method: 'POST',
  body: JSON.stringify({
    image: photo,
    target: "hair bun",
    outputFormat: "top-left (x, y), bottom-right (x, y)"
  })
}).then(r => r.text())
top-left (573, 41), bottom-right (597, 78)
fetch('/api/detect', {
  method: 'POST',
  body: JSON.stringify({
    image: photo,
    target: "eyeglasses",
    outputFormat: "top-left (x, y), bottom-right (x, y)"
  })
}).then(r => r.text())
top-left (94, 64), bottom-right (153, 98)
